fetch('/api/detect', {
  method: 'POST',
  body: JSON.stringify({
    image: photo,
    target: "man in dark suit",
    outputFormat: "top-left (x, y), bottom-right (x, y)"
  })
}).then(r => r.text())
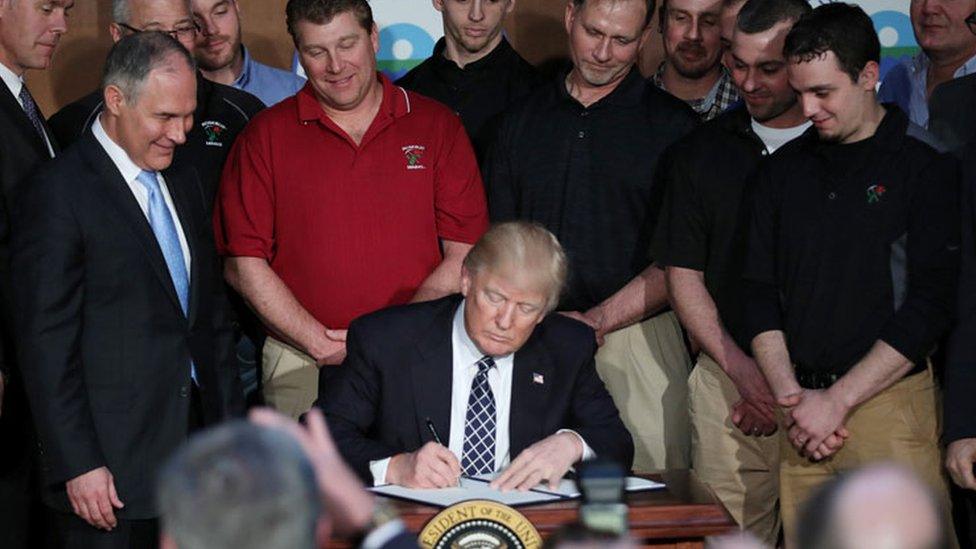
top-left (11, 32), bottom-right (242, 549)
top-left (321, 222), bottom-right (633, 491)
top-left (0, 1), bottom-right (71, 547)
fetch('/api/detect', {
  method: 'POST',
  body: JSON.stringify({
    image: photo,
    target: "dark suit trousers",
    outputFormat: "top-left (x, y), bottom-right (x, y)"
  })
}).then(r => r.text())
top-left (53, 513), bottom-right (158, 549)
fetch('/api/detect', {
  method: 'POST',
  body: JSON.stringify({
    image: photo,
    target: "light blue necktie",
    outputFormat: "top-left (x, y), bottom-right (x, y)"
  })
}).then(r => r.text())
top-left (136, 170), bottom-right (195, 381)
top-left (461, 356), bottom-right (497, 475)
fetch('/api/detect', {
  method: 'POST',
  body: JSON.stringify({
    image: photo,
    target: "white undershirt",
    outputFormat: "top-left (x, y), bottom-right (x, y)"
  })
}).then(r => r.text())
top-left (369, 300), bottom-right (594, 485)
top-left (750, 118), bottom-right (811, 154)
top-left (92, 116), bottom-right (192, 274)
top-left (0, 61), bottom-right (55, 158)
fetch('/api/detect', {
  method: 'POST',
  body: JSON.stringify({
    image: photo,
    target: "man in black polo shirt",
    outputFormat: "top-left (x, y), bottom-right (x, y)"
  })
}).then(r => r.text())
top-left (486, 0), bottom-right (699, 473)
top-left (47, 0), bottom-right (264, 209)
top-left (652, 0), bottom-right (809, 542)
top-left (396, 0), bottom-right (541, 161)
top-left (742, 4), bottom-right (959, 544)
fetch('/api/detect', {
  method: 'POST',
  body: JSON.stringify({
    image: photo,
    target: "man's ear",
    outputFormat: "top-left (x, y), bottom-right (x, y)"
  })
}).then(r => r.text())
top-left (103, 84), bottom-right (127, 116)
top-left (159, 533), bottom-right (179, 549)
top-left (858, 60), bottom-right (879, 91)
top-left (370, 22), bottom-right (380, 55)
top-left (315, 515), bottom-right (332, 549)
top-left (109, 22), bottom-right (124, 43)
top-left (460, 265), bottom-right (472, 297)
top-left (564, 1), bottom-right (575, 37)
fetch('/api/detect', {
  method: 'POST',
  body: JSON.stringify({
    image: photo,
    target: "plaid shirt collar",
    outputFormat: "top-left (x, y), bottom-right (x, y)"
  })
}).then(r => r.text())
top-left (652, 62), bottom-right (739, 121)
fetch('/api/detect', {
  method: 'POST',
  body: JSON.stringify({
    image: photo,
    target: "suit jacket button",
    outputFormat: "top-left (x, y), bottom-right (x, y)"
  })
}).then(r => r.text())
top-left (180, 386), bottom-right (190, 398)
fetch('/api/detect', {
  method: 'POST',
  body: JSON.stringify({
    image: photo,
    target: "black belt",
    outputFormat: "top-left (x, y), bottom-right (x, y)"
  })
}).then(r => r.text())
top-left (794, 362), bottom-right (926, 389)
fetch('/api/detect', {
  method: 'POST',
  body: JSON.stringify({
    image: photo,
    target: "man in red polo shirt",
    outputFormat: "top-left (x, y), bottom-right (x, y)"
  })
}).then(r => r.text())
top-left (215, 0), bottom-right (488, 419)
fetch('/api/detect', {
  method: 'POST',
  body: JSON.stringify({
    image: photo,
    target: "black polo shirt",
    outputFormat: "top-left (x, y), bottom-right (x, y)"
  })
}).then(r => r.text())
top-left (653, 106), bottom-right (772, 352)
top-left (486, 68), bottom-right (699, 311)
top-left (47, 72), bottom-right (264, 211)
top-left (396, 37), bottom-right (543, 161)
top-left (742, 106), bottom-right (960, 374)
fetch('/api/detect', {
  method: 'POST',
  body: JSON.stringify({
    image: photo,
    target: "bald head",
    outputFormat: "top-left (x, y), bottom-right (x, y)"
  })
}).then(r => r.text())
top-left (798, 464), bottom-right (946, 549)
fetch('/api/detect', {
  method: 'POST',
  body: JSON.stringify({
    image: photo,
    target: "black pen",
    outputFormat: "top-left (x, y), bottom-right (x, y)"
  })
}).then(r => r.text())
top-left (425, 418), bottom-right (463, 487)
top-left (425, 417), bottom-right (444, 445)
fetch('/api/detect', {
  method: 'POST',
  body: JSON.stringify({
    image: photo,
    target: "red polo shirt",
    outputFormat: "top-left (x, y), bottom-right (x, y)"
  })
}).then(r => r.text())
top-left (215, 74), bottom-right (488, 329)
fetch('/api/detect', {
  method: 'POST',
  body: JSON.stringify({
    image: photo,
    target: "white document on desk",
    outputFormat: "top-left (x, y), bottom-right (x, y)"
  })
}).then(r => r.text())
top-left (469, 473), bottom-right (666, 498)
top-left (369, 477), bottom-right (563, 507)
top-left (369, 476), bottom-right (665, 507)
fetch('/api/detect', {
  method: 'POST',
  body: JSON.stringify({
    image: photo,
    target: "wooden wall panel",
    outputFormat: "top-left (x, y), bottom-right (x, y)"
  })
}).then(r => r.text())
top-left (28, 0), bottom-right (663, 116)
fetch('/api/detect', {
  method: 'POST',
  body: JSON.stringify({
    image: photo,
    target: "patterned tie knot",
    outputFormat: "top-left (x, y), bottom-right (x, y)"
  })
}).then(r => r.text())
top-left (476, 356), bottom-right (495, 375)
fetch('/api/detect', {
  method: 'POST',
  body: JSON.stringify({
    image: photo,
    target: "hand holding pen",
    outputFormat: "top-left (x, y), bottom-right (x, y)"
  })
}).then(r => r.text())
top-left (385, 417), bottom-right (462, 488)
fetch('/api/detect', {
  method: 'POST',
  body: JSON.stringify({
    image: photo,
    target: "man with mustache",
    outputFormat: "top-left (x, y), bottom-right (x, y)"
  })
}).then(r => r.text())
top-left (0, 2), bottom-right (72, 546)
top-left (742, 4), bottom-right (959, 544)
top-left (653, 0), bottom-right (810, 542)
top-left (396, 0), bottom-right (541, 161)
top-left (879, 0), bottom-right (976, 129)
top-left (485, 0), bottom-right (698, 473)
top-left (191, 0), bottom-right (306, 107)
top-left (652, 0), bottom-right (739, 120)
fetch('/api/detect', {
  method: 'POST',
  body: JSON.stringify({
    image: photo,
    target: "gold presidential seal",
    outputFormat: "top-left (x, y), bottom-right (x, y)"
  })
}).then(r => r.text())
top-left (418, 500), bottom-right (542, 549)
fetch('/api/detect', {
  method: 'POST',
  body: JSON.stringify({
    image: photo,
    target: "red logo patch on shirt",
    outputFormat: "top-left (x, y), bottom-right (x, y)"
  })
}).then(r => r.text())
top-left (866, 184), bottom-right (887, 204)
top-left (402, 145), bottom-right (426, 170)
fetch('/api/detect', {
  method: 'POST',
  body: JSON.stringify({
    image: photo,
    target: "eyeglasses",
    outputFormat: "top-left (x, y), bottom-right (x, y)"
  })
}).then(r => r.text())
top-left (117, 22), bottom-right (200, 41)
top-left (967, 12), bottom-right (976, 36)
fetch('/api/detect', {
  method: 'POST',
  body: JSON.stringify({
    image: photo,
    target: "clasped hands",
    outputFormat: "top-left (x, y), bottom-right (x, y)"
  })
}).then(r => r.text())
top-left (386, 431), bottom-right (584, 491)
top-left (778, 388), bottom-right (851, 461)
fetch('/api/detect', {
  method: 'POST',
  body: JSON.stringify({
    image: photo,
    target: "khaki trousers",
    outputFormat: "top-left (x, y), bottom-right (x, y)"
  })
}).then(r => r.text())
top-left (261, 336), bottom-right (320, 420)
top-left (595, 312), bottom-right (692, 472)
top-left (779, 368), bottom-right (956, 548)
top-left (689, 354), bottom-right (780, 546)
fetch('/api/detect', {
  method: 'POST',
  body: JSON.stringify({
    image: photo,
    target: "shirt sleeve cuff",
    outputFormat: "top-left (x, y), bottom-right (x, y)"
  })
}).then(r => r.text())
top-left (360, 519), bottom-right (407, 549)
top-left (369, 457), bottom-right (392, 486)
top-left (557, 429), bottom-right (596, 461)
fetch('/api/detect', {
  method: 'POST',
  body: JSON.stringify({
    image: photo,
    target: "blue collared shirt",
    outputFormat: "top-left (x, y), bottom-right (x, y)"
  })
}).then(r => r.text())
top-left (879, 51), bottom-right (976, 128)
top-left (233, 45), bottom-right (305, 107)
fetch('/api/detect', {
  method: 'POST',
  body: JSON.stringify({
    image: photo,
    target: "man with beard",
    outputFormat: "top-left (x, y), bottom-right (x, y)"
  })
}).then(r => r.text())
top-left (879, 0), bottom-right (976, 129)
top-left (396, 0), bottom-right (541, 160)
top-left (743, 4), bottom-right (959, 544)
top-left (652, 0), bottom-right (739, 120)
top-left (486, 0), bottom-right (698, 473)
top-left (653, 0), bottom-right (810, 542)
top-left (191, 0), bottom-right (306, 107)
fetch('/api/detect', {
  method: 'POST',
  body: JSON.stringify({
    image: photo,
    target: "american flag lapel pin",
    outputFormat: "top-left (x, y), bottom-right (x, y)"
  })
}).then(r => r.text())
top-left (532, 372), bottom-right (545, 385)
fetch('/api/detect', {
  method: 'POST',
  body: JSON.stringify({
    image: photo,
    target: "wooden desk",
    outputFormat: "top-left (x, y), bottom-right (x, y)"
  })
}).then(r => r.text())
top-left (329, 470), bottom-right (735, 548)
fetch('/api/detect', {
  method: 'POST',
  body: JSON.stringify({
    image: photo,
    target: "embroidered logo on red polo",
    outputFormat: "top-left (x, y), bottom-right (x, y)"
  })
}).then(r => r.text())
top-left (866, 184), bottom-right (887, 204)
top-left (402, 145), bottom-right (426, 170)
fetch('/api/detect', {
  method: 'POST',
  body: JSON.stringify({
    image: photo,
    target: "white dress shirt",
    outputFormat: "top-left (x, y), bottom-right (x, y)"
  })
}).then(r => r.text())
top-left (0, 60), bottom-right (55, 158)
top-left (369, 299), bottom-right (594, 485)
top-left (92, 116), bottom-right (192, 274)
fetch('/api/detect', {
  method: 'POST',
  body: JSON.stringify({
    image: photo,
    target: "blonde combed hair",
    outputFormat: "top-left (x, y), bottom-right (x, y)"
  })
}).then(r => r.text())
top-left (463, 222), bottom-right (568, 312)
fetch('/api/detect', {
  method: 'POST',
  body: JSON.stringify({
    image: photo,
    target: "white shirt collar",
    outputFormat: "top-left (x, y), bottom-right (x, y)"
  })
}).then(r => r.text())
top-left (0, 61), bottom-right (23, 101)
top-left (92, 115), bottom-right (145, 184)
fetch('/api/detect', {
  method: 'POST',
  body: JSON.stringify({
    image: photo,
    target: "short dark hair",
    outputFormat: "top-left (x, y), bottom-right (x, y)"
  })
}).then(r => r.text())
top-left (783, 3), bottom-right (880, 83)
top-left (102, 31), bottom-right (196, 102)
top-left (286, 0), bottom-right (374, 41)
top-left (158, 422), bottom-right (322, 549)
top-left (736, 0), bottom-right (811, 35)
top-left (573, 0), bottom-right (656, 28)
